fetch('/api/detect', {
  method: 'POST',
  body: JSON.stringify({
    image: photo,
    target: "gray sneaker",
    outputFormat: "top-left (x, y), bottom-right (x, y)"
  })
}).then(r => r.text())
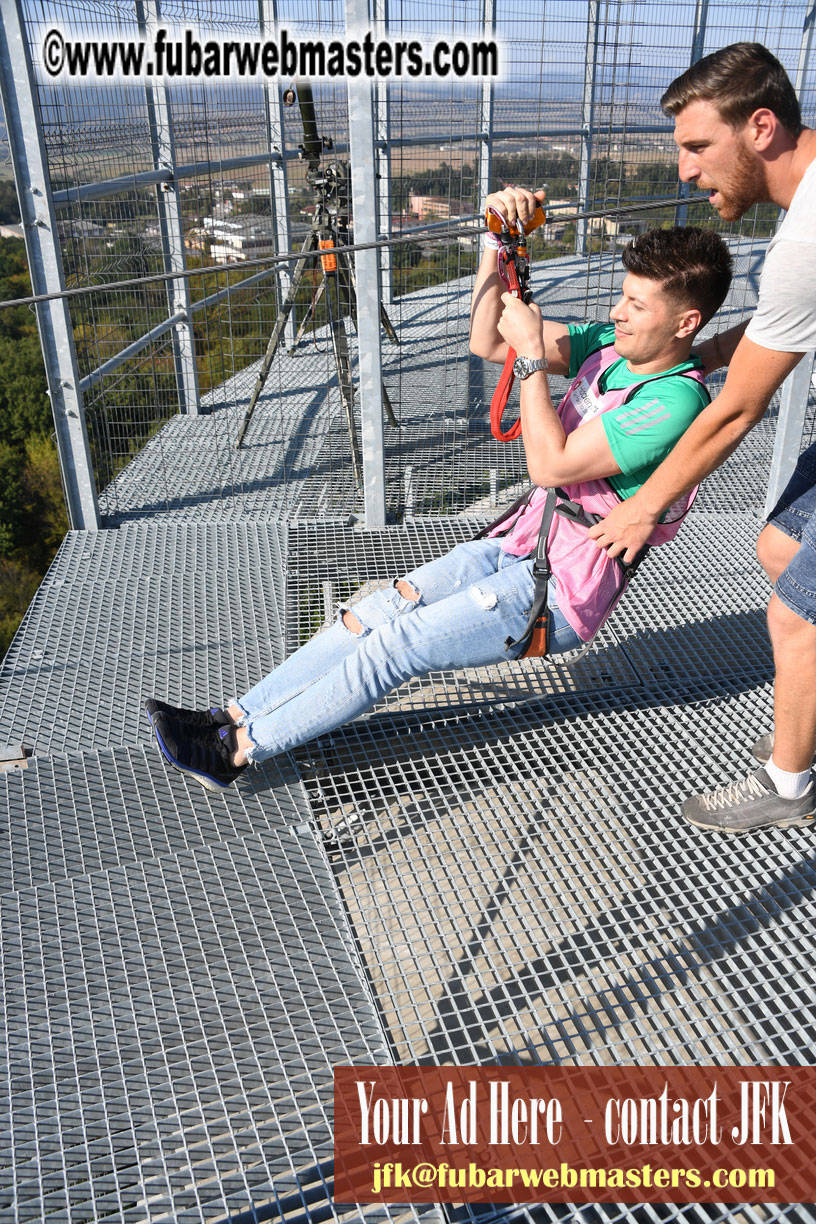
top-left (683, 766), bottom-right (816, 833)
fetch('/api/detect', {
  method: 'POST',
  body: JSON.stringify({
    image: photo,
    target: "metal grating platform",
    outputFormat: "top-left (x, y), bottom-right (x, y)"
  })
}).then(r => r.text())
top-left (0, 743), bottom-right (311, 894)
top-left (305, 675), bottom-right (816, 1070)
top-left (285, 511), bottom-right (771, 724)
top-left (460, 1204), bottom-right (799, 1224)
top-left (693, 418), bottom-right (780, 515)
top-left (2, 509), bottom-right (772, 763)
top-left (609, 512), bottom-right (773, 688)
top-left (5, 235), bottom-right (814, 1224)
top-left (0, 820), bottom-right (438, 1224)
top-left (287, 516), bottom-right (639, 708)
top-left (0, 522), bottom-right (288, 757)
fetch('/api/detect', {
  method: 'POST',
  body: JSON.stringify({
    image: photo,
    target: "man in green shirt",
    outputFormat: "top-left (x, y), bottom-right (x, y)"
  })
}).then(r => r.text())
top-left (148, 215), bottom-right (733, 793)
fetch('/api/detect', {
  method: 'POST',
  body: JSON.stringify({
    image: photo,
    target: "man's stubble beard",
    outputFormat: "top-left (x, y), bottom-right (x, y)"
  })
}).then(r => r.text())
top-left (714, 140), bottom-right (770, 221)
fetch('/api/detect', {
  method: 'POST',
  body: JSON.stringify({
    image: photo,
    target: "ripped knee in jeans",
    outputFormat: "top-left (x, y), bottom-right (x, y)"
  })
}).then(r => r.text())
top-left (395, 578), bottom-right (420, 602)
top-left (340, 576), bottom-right (421, 637)
top-left (341, 608), bottom-right (365, 635)
top-left (469, 583), bottom-right (498, 610)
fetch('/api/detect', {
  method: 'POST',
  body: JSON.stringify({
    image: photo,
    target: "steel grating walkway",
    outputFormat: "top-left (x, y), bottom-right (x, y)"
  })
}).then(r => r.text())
top-left (306, 677), bottom-right (805, 1066)
top-left (0, 522), bottom-right (289, 757)
top-left (0, 820), bottom-right (438, 1224)
top-left (3, 244), bottom-right (816, 1224)
top-left (0, 513), bottom-right (772, 755)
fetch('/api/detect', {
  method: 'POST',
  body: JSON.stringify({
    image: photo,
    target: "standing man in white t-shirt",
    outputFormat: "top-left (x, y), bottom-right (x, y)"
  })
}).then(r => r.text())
top-left (586, 42), bottom-right (816, 832)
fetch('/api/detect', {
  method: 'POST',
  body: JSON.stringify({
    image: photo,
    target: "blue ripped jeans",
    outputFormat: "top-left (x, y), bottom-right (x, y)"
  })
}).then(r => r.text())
top-left (235, 538), bottom-right (582, 761)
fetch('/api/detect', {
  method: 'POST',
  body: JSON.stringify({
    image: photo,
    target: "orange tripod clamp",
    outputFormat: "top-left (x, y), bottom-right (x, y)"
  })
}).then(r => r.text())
top-left (319, 238), bottom-right (337, 272)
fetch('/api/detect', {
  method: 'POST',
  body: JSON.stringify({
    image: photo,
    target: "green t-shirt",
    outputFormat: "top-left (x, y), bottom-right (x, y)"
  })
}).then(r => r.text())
top-left (566, 321), bottom-right (709, 500)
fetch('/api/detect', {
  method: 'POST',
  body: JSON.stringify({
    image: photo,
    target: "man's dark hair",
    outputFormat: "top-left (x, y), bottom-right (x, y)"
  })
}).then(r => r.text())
top-left (661, 42), bottom-right (802, 136)
top-left (621, 226), bottom-right (732, 328)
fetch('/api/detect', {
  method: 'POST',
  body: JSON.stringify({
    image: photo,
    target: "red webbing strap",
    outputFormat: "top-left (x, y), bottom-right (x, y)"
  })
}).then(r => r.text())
top-left (490, 252), bottom-right (523, 441)
top-left (490, 350), bottom-right (522, 441)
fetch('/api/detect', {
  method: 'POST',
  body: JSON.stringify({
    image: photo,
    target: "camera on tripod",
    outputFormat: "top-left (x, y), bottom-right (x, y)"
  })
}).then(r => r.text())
top-left (234, 80), bottom-right (398, 475)
top-left (307, 161), bottom-right (348, 215)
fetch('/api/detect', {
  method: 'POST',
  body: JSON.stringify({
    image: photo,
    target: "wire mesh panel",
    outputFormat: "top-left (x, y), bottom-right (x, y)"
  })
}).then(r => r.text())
top-left (58, 232), bottom-right (766, 527)
top-left (8, 0), bottom-right (814, 525)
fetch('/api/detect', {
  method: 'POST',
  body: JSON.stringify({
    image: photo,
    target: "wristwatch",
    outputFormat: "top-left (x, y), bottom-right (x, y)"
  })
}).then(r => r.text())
top-left (513, 355), bottom-right (548, 380)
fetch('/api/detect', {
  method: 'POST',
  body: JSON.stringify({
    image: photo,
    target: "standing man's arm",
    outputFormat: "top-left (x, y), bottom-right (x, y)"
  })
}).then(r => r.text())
top-left (587, 334), bottom-right (804, 561)
top-left (694, 319), bottom-right (750, 375)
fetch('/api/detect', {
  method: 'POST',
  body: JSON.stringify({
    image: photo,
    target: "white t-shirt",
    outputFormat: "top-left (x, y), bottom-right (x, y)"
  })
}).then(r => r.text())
top-left (745, 155), bottom-right (816, 352)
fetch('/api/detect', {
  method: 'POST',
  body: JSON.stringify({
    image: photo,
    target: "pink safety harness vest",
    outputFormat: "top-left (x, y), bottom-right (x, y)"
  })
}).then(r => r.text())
top-left (477, 342), bottom-right (708, 655)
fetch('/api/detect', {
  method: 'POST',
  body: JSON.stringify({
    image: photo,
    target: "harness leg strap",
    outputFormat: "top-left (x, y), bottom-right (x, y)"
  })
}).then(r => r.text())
top-left (504, 488), bottom-right (557, 658)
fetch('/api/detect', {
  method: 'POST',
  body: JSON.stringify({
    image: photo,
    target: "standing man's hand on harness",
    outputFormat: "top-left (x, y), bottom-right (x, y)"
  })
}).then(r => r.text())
top-left (587, 493), bottom-right (660, 564)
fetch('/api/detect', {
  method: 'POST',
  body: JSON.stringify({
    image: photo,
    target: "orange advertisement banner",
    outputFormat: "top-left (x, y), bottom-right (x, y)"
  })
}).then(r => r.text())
top-left (333, 1065), bottom-right (816, 1204)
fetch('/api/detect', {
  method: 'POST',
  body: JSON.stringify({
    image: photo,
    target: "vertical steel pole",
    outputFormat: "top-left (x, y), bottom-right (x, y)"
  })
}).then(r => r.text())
top-left (796, 1), bottom-right (816, 94)
top-left (676, 0), bottom-right (709, 226)
top-left (764, 354), bottom-right (815, 516)
top-left (261, 0), bottom-right (295, 346)
top-left (0, 1), bottom-right (99, 529)
top-left (576, 1), bottom-right (599, 256)
top-left (346, 0), bottom-right (387, 526)
top-left (373, 0), bottom-right (394, 305)
top-left (136, 0), bottom-right (200, 416)
top-left (763, 2), bottom-right (816, 512)
top-left (690, 0), bottom-right (709, 65)
top-left (477, 0), bottom-right (496, 223)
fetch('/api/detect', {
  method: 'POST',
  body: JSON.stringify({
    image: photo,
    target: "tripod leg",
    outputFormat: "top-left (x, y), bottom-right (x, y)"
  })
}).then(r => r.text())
top-left (339, 250), bottom-right (399, 428)
top-left (342, 250), bottom-right (399, 344)
top-left (379, 303), bottom-right (399, 346)
top-left (335, 249), bottom-right (357, 333)
top-left (381, 381), bottom-right (398, 428)
top-left (234, 229), bottom-right (318, 449)
top-left (325, 271), bottom-right (363, 487)
top-left (291, 281), bottom-right (325, 351)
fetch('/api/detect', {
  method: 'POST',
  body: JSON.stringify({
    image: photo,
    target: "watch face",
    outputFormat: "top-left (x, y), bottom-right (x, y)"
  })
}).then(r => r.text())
top-left (513, 356), bottom-right (545, 379)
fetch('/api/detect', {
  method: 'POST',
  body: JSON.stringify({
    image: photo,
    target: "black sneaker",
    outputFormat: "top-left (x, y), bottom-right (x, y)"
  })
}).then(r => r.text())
top-left (152, 712), bottom-right (247, 792)
top-left (145, 697), bottom-right (233, 729)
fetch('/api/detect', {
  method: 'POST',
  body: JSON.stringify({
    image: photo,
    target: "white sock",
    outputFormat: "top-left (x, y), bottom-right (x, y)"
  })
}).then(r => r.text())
top-left (765, 755), bottom-right (813, 799)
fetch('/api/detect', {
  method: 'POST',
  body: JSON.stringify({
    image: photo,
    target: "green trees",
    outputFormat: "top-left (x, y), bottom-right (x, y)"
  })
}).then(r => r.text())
top-left (0, 181), bottom-right (21, 225)
top-left (0, 238), bottom-right (68, 655)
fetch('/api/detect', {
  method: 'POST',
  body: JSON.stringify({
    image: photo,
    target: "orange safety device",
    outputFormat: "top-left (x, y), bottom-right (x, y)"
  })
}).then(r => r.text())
top-left (484, 204), bottom-right (546, 237)
top-left (319, 238), bottom-right (337, 272)
top-left (485, 200), bottom-right (546, 442)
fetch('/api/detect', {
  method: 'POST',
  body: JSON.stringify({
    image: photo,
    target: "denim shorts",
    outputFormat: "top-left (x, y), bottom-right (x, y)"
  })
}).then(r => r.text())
top-left (768, 441), bottom-right (816, 625)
